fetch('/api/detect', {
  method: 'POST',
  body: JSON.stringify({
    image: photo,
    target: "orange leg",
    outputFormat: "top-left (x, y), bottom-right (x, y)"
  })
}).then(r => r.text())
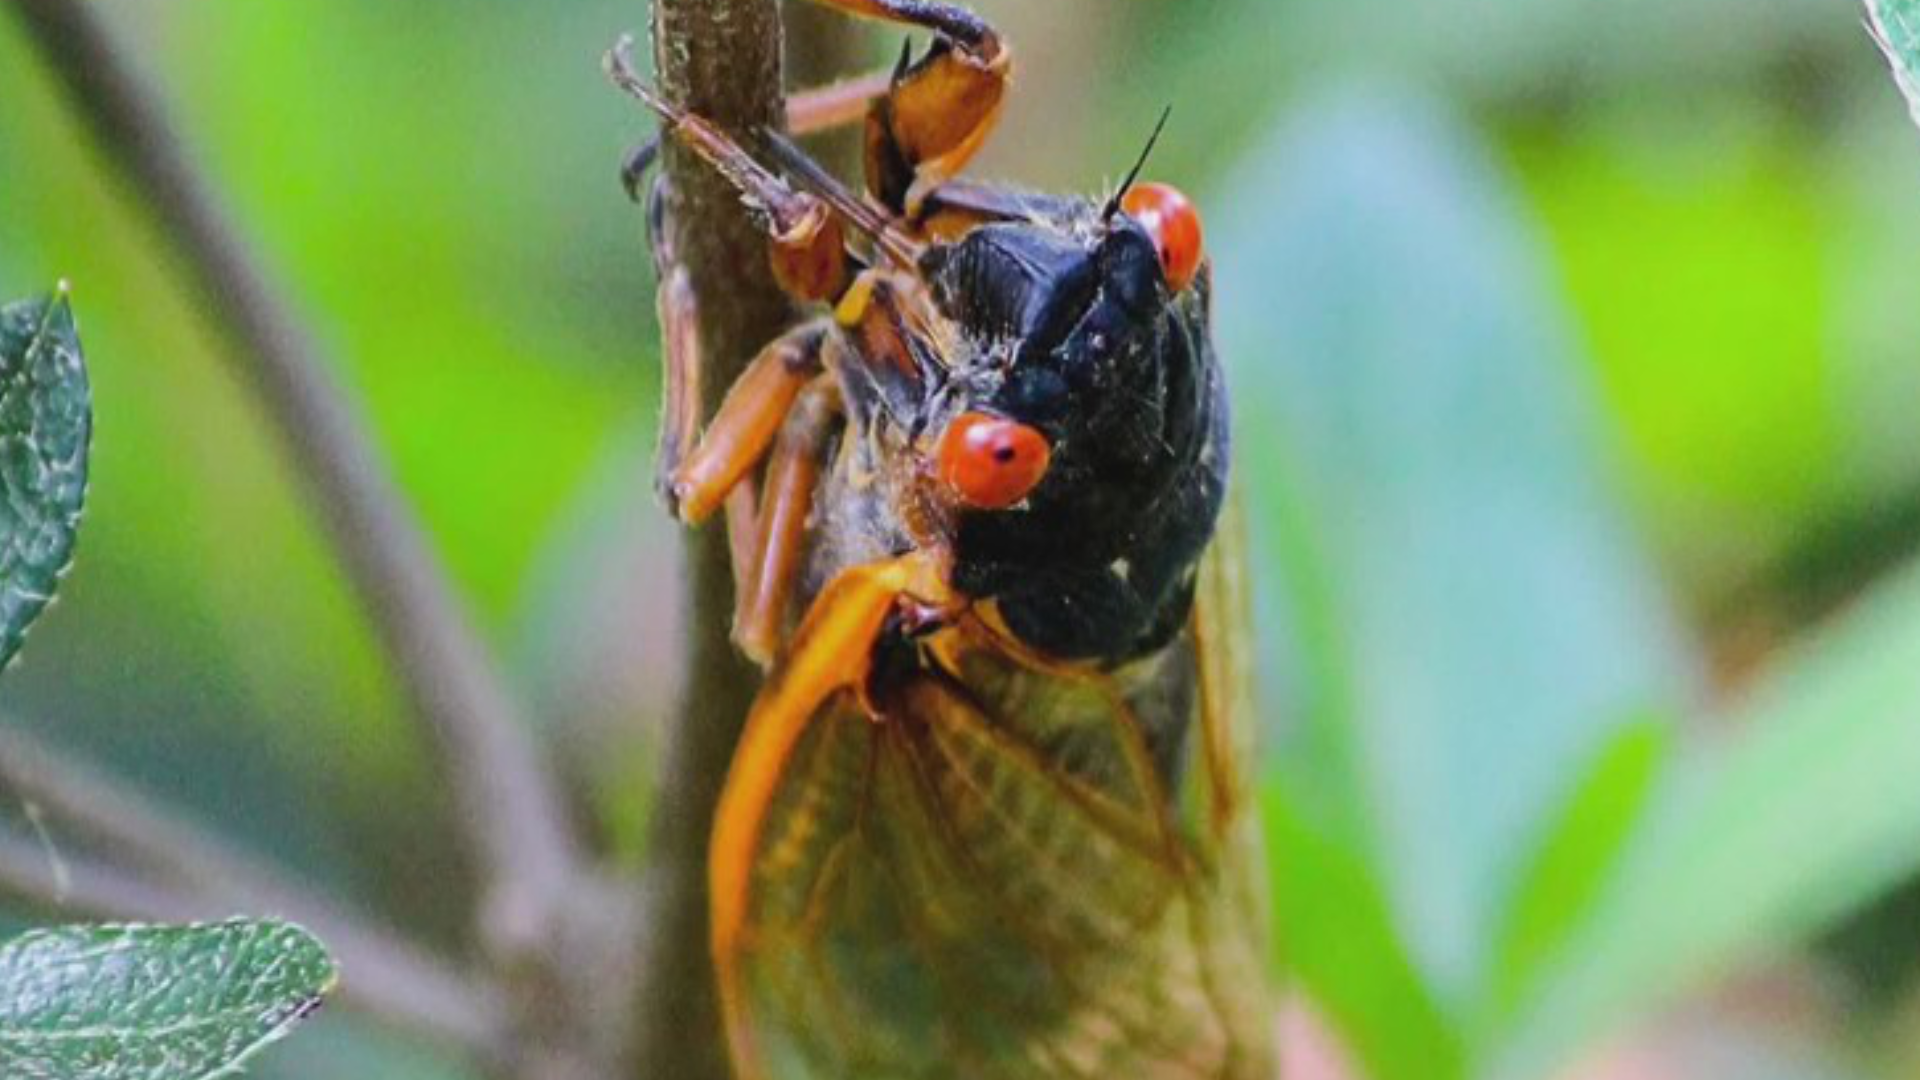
top-left (667, 321), bottom-right (829, 525)
top-left (798, 0), bottom-right (1011, 214)
top-left (734, 375), bottom-right (844, 668)
top-left (648, 177), bottom-right (792, 604)
top-left (709, 551), bottom-right (952, 1080)
top-left (722, 482), bottom-right (762, 610)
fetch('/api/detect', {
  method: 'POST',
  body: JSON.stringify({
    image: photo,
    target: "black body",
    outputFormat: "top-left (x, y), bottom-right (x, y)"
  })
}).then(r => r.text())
top-left (856, 189), bottom-right (1230, 664)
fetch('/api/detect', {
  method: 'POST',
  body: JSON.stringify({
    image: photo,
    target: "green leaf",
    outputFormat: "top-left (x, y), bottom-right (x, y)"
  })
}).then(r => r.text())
top-left (1870, 0), bottom-right (1920, 129)
top-left (1484, 717), bottom-right (1668, 1026)
top-left (1510, 121), bottom-right (1835, 543)
top-left (0, 286), bottom-right (91, 674)
top-left (1211, 90), bottom-right (1689, 1021)
top-left (1264, 783), bottom-right (1464, 1080)
top-left (0, 919), bottom-right (336, 1079)
top-left (1496, 560), bottom-right (1920, 1078)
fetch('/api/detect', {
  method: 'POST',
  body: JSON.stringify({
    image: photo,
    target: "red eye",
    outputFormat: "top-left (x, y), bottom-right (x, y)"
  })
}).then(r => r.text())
top-left (1121, 182), bottom-right (1204, 292)
top-left (935, 412), bottom-right (1051, 510)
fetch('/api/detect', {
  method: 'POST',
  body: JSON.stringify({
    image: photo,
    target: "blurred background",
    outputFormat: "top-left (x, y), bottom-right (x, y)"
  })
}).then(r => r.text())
top-left (2, 0), bottom-right (1919, 1077)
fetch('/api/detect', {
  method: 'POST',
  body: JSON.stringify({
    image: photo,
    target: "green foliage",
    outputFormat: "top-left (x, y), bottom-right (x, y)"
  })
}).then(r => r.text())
top-left (1512, 126), bottom-right (1835, 532)
top-left (1215, 92), bottom-right (1688, 1075)
top-left (1500, 560), bottom-right (1920, 1077)
top-left (1263, 785), bottom-right (1464, 1080)
top-left (1484, 718), bottom-right (1668, 1027)
top-left (0, 288), bottom-right (88, 673)
top-left (1220, 75), bottom-right (1920, 1078)
top-left (0, 0), bottom-right (643, 914)
top-left (3, 1), bottom-right (1920, 1078)
top-left (0, 295), bottom-right (328, 1075)
top-left (1871, 0), bottom-right (1920, 128)
top-left (0, 919), bottom-right (335, 1079)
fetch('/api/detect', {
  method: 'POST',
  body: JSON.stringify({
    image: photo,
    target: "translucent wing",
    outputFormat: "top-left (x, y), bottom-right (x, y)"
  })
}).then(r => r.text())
top-left (724, 526), bottom-right (1276, 1078)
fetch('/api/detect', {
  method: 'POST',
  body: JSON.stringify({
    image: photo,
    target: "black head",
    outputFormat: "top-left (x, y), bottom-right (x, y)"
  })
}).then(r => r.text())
top-left (905, 188), bottom-right (1229, 663)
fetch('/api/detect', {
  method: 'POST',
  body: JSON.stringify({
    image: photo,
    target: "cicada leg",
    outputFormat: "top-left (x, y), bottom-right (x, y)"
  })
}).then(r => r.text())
top-left (710, 551), bottom-right (952, 1080)
top-left (735, 375), bottom-right (844, 668)
top-left (654, 316), bottom-right (853, 668)
top-left (798, 0), bottom-right (1010, 215)
top-left (608, 37), bottom-right (856, 304)
top-left (622, 0), bottom-right (1012, 222)
top-left (788, 70), bottom-right (894, 137)
top-left (651, 249), bottom-right (704, 508)
top-left (620, 70), bottom-right (895, 201)
top-left (648, 180), bottom-right (787, 611)
top-left (666, 322), bottom-right (829, 525)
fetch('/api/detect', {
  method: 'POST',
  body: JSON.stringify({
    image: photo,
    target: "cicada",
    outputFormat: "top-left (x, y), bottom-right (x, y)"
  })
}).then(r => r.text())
top-left (610, 3), bottom-right (1276, 1076)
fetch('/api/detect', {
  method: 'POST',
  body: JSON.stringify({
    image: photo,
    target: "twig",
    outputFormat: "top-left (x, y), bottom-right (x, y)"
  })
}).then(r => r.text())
top-left (0, 723), bottom-right (507, 1053)
top-left (0, 824), bottom-right (507, 1054)
top-left (0, 822), bottom-right (202, 923)
top-left (2, 0), bottom-right (581, 961)
top-left (626, 1), bottom-right (792, 1077)
top-left (0, 724), bottom-right (338, 912)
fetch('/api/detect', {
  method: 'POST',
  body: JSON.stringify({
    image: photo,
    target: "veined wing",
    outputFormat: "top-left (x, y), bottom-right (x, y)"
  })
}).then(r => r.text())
top-left (726, 578), bottom-right (1275, 1079)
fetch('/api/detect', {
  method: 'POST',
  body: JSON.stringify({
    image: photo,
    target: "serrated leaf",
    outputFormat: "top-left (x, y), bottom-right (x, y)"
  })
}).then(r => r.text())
top-left (0, 919), bottom-right (336, 1080)
top-left (0, 288), bottom-right (91, 674)
top-left (1870, 0), bottom-right (1920, 129)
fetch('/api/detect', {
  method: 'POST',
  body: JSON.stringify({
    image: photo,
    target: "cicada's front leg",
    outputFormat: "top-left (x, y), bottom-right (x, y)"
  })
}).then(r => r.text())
top-left (800, 0), bottom-right (1011, 215)
top-left (665, 324), bottom-right (829, 526)
top-left (611, 38), bottom-right (880, 662)
top-left (645, 179), bottom-right (704, 507)
top-left (609, 38), bottom-right (856, 305)
top-left (648, 310), bottom-right (838, 665)
top-left (619, 71), bottom-right (896, 202)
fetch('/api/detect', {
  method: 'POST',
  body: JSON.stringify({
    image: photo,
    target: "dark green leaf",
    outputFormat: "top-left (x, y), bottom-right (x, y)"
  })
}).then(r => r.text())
top-left (0, 919), bottom-right (336, 1079)
top-left (0, 287), bottom-right (90, 674)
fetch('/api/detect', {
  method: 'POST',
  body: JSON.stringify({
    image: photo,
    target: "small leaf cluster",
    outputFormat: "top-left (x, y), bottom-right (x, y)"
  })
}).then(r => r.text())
top-left (0, 288), bottom-right (335, 1079)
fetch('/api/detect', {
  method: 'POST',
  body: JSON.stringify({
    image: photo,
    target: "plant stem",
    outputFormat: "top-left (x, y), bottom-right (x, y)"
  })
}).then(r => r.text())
top-left (628, 1), bottom-right (791, 1077)
top-left (0, 824), bottom-right (506, 1053)
top-left (2, 0), bottom-right (582, 967)
top-left (0, 724), bottom-right (508, 1054)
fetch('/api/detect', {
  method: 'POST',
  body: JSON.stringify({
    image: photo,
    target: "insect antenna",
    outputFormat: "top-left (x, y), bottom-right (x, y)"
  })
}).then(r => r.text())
top-left (1102, 105), bottom-right (1175, 222)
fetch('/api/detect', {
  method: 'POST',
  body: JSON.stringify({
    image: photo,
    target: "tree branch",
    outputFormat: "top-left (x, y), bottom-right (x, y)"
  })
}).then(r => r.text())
top-left (2, 0), bottom-right (582, 963)
top-left (0, 723), bottom-right (343, 917)
top-left (627, 1), bottom-right (791, 1077)
top-left (0, 722), bottom-right (508, 1057)
top-left (0, 824), bottom-right (506, 1056)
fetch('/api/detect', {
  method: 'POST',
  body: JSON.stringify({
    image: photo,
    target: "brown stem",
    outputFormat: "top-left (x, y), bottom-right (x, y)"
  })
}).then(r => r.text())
top-left (2, 0), bottom-right (582, 968)
top-left (0, 824), bottom-right (506, 1055)
top-left (0, 724), bottom-right (509, 1054)
top-left (626, 1), bottom-right (791, 1077)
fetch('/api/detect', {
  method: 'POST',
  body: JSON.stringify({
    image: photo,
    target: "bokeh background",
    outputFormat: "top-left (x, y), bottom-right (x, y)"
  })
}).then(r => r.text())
top-left (3, 0), bottom-right (1920, 1076)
